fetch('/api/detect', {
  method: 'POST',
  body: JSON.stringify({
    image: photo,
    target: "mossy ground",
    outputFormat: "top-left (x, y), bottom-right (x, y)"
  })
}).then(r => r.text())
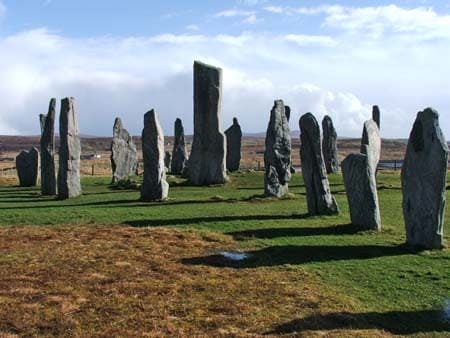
top-left (0, 172), bottom-right (449, 336)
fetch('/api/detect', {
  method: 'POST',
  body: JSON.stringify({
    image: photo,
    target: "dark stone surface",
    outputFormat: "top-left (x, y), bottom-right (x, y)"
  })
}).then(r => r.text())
top-left (40, 98), bottom-right (56, 195)
top-left (225, 117), bottom-right (242, 172)
top-left (300, 113), bottom-right (339, 215)
top-left (188, 61), bottom-right (227, 185)
top-left (342, 150), bottom-right (381, 230)
top-left (372, 105), bottom-right (380, 129)
top-left (402, 108), bottom-right (448, 249)
top-left (285, 105), bottom-right (291, 122)
top-left (110, 117), bottom-right (138, 183)
top-left (264, 100), bottom-right (291, 197)
top-left (164, 151), bottom-right (171, 170)
top-left (171, 118), bottom-right (187, 174)
top-left (16, 148), bottom-right (39, 187)
top-left (58, 97), bottom-right (82, 199)
top-left (322, 115), bottom-right (339, 174)
top-left (141, 109), bottom-right (169, 201)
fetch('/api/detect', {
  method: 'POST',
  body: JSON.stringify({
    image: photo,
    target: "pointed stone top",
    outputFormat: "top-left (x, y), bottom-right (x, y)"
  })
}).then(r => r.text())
top-left (113, 117), bottom-right (123, 129)
top-left (323, 115), bottom-right (332, 123)
top-left (194, 60), bottom-right (222, 72)
top-left (233, 117), bottom-right (239, 125)
top-left (144, 109), bottom-right (156, 123)
top-left (372, 105), bottom-right (380, 129)
top-left (175, 117), bottom-right (182, 124)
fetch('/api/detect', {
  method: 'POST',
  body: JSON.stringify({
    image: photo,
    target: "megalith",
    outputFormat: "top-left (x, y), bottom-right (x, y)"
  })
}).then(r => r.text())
top-left (342, 149), bottom-right (381, 230)
top-left (171, 118), bottom-right (187, 175)
top-left (225, 117), bottom-right (242, 172)
top-left (264, 100), bottom-right (291, 197)
top-left (16, 148), bottom-right (39, 187)
top-left (402, 108), bottom-right (448, 249)
top-left (322, 115), bottom-right (339, 174)
top-left (361, 119), bottom-right (381, 173)
top-left (300, 113), bottom-right (339, 215)
top-left (40, 98), bottom-right (56, 195)
top-left (141, 109), bottom-right (169, 201)
top-left (188, 61), bottom-right (227, 185)
top-left (58, 97), bottom-right (82, 199)
top-left (285, 105), bottom-right (291, 122)
top-left (110, 117), bottom-right (137, 183)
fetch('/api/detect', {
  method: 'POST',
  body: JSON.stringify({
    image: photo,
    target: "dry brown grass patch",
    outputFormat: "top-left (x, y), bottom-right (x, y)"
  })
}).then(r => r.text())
top-left (0, 225), bottom-right (393, 337)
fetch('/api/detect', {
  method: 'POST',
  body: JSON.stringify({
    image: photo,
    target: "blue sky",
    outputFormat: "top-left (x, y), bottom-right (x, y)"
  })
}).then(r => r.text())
top-left (0, 0), bottom-right (449, 138)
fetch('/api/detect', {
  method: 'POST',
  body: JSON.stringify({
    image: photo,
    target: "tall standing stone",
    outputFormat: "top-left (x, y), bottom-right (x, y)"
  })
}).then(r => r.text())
top-left (188, 61), bottom-right (227, 185)
top-left (322, 115), bottom-right (339, 174)
top-left (264, 100), bottom-right (291, 197)
top-left (141, 109), bottom-right (169, 201)
top-left (58, 97), bottom-right (81, 199)
top-left (342, 149), bottom-right (381, 230)
top-left (40, 98), bottom-right (57, 195)
top-left (361, 120), bottom-right (381, 173)
top-left (110, 117), bottom-right (138, 183)
top-left (300, 113), bottom-right (339, 215)
top-left (171, 118), bottom-right (187, 175)
top-left (16, 148), bottom-right (39, 187)
top-left (225, 117), bottom-right (242, 172)
top-left (372, 105), bottom-right (380, 129)
top-left (402, 108), bottom-right (448, 249)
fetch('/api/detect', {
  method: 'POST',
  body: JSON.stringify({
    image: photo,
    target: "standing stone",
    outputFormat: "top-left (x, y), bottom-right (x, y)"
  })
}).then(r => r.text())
top-left (164, 151), bottom-right (171, 171)
top-left (188, 61), bottom-right (227, 185)
top-left (361, 120), bottom-right (381, 173)
top-left (402, 108), bottom-right (448, 249)
top-left (225, 117), bottom-right (242, 172)
top-left (372, 105), bottom-right (380, 129)
top-left (264, 100), bottom-right (291, 197)
top-left (141, 109), bottom-right (169, 201)
top-left (300, 113), bottom-right (339, 215)
top-left (171, 118), bottom-right (187, 175)
top-left (342, 149), bottom-right (381, 230)
top-left (110, 117), bottom-right (138, 183)
top-left (322, 115), bottom-right (339, 174)
top-left (58, 97), bottom-right (81, 199)
top-left (40, 98), bottom-right (57, 195)
top-left (16, 148), bottom-right (39, 187)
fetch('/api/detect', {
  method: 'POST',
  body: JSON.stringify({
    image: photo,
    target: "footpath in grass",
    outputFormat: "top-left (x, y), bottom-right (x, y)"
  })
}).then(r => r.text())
top-left (0, 172), bottom-right (449, 336)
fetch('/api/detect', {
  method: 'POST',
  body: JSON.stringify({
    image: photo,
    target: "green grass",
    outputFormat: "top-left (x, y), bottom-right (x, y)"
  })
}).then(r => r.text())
top-left (0, 171), bottom-right (449, 336)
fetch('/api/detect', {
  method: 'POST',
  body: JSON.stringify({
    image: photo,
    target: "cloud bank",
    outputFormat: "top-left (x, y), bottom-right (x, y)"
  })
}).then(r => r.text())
top-left (0, 4), bottom-right (449, 139)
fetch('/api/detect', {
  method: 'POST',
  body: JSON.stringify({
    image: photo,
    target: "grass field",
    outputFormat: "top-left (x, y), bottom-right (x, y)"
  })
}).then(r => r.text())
top-left (0, 172), bottom-right (449, 337)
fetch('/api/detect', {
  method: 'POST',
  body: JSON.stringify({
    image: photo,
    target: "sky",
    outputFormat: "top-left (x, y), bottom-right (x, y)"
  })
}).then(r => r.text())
top-left (0, 0), bottom-right (449, 138)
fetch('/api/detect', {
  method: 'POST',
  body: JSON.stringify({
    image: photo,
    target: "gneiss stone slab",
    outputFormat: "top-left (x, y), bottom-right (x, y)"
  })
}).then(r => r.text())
top-left (402, 108), bottom-right (448, 249)
top-left (141, 109), bottom-right (169, 201)
top-left (300, 113), bottom-right (338, 215)
top-left (58, 97), bottom-right (82, 199)
top-left (111, 117), bottom-right (138, 183)
top-left (264, 100), bottom-right (291, 197)
top-left (188, 61), bottom-right (227, 185)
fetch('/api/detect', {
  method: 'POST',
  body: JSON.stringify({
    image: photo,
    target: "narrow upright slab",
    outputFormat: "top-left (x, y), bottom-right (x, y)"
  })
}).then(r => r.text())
top-left (342, 150), bottom-right (381, 230)
top-left (40, 98), bottom-right (56, 195)
top-left (285, 105), bottom-right (291, 122)
top-left (361, 120), bottom-right (381, 173)
top-left (322, 115), bottom-right (339, 174)
top-left (402, 108), bottom-right (448, 249)
top-left (225, 117), bottom-right (242, 172)
top-left (16, 148), bottom-right (39, 187)
top-left (188, 61), bottom-right (227, 185)
top-left (58, 97), bottom-right (81, 199)
top-left (110, 117), bottom-right (137, 183)
top-left (141, 110), bottom-right (169, 201)
top-left (372, 105), bottom-right (381, 129)
top-left (300, 113), bottom-right (338, 215)
top-left (264, 100), bottom-right (291, 197)
top-left (171, 118), bottom-right (187, 175)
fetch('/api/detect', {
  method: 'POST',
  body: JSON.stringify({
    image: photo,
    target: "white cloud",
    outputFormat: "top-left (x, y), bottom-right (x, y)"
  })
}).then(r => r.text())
top-left (186, 24), bottom-right (199, 31)
top-left (264, 6), bottom-right (284, 14)
top-left (284, 34), bottom-right (337, 47)
top-left (0, 18), bottom-right (449, 139)
top-left (215, 9), bottom-right (255, 18)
